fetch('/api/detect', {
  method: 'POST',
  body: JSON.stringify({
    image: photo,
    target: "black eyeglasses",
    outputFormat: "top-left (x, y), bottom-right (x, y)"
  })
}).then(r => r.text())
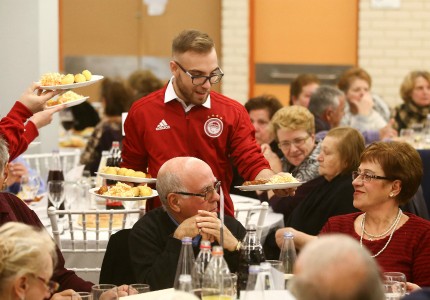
top-left (34, 275), bottom-right (59, 294)
top-left (352, 171), bottom-right (395, 182)
top-left (174, 61), bottom-right (224, 86)
top-left (173, 181), bottom-right (221, 201)
top-left (278, 135), bottom-right (311, 151)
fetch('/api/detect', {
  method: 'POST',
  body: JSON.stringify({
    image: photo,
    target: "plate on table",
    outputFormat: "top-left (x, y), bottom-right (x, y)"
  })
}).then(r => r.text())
top-left (95, 172), bottom-right (156, 184)
top-left (231, 194), bottom-right (261, 209)
top-left (46, 96), bottom-right (89, 109)
top-left (39, 75), bottom-right (104, 90)
top-left (89, 187), bottom-right (158, 201)
top-left (235, 181), bottom-right (304, 191)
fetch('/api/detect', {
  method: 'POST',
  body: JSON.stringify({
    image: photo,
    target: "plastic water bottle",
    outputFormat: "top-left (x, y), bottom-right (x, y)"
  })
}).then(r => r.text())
top-left (194, 240), bottom-right (212, 292)
top-left (178, 274), bottom-right (193, 293)
top-left (201, 246), bottom-right (233, 299)
top-left (237, 224), bottom-right (266, 295)
top-left (174, 237), bottom-right (196, 290)
top-left (279, 231), bottom-right (297, 274)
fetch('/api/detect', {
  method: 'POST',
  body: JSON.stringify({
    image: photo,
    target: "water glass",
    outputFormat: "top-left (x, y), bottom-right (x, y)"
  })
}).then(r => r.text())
top-left (229, 273), bottom-right (238, 299)
top-left (128, 283), bottom-right (150, 294)
top-left (47, 180), bottom-right (66, 210)
top-left (71, 292), bottom-right (92, 300)
top-left (265, 260), bottom-right (284, 272)
top-left (383, 272), bottom-right (406, 297)
top-left (20, 175), bottom-right (40, 205)
top-left (91, 284), bottom-right (118, 300)
top-left (399, 129), bottom-right (414, 144)
top-left (383, 281), bottom-right (403, 300)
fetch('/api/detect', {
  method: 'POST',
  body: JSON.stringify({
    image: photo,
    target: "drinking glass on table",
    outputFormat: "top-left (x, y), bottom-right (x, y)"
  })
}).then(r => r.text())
top-left (47, 180), bottom-right (66, 210)
top-left (20, 175), bottom-right (40, 205)
top-left (91, 284), bottom-right (118, 300)
top-left (383, 272), bottom-right (407, 297)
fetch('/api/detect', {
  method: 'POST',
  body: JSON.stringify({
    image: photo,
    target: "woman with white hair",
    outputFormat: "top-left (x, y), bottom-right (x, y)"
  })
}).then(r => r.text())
top-left (0, 222), bottom-right (58, 300)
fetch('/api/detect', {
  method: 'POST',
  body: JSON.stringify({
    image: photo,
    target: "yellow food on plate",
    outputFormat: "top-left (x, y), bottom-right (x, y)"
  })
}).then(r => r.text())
top-left (74, 73), bottom-right (86, 83)
top-left (268, 172), bottom-right (299, 184)
top-left (82, 70), bottom-right (92, 81)
top-left (46, 91), bottom-right (84, 107)
top-left (99, 182), bottom-right (152, 197)
top-left (77, 214), bottom-right (124, 229)
top-left (101, 167), bottom-right (150, 179)
top-left (61, 74), bottom-right (75, 85)
top-left (40, 72), bottom-right (63, 86)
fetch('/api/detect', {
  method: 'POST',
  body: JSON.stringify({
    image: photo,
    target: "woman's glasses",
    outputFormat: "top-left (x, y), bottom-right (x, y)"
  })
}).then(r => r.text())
top-left (352, 171), bottom-right (395, 182)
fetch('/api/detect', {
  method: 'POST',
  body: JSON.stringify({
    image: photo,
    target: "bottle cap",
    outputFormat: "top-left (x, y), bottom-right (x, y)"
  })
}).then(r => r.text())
top-left (249, 265), bottom-right (261, 274)
top-left (181, 237), bottom-right (192, 244)
top-left (212, 245), bottom-right (224, 256)
top-left (200, 240), bottom-right (211, 249)
top-left (283, 231), bottom-right (294, 238)
top-left (245, 224), bottom-right (257, 231)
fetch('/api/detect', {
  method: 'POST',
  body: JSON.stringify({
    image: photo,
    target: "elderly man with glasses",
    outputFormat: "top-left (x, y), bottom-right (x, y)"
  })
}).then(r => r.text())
top-left (121, 29), bottom-right (291, 218)
top-left (129, 156), bottom-right (246, 291)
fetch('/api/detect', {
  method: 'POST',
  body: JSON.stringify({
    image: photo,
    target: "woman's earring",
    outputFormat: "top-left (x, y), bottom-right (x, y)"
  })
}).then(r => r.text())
top-left (389, 192), bottom-right (394, 198)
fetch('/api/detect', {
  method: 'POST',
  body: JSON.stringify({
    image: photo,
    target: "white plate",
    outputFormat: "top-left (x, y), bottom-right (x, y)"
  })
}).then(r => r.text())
top-left (95, 172), bottom-right (157, 184)
top-left (89, 187), bottom-right (158, 201)
top-left (46, 96), bottom-right (89, 109)
top-left (28, 141), bottom-right (41, 148)
top-left (235, 181), bottom-right (303, 191)
top-left (39, 75), bottom-right (104, 90)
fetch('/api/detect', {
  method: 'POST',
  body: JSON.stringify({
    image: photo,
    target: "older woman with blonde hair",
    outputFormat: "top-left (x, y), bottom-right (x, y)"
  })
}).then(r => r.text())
top-left (277, 141), bottom-right (430, 287)
top-left (262, 105), bottom-right (320, 182)
top-left (394, 70), bottom-right (430, 130)
top-left (0, 222), bottom-right (58, 300)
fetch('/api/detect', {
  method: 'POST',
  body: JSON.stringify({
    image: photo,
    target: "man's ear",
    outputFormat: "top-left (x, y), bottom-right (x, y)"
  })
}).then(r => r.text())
top-left (2, 163), bottom-right (9, 188)
top-left (323, 108), bottom-right (333, 122)
top-left (167, 193), bottom-right (181, 213)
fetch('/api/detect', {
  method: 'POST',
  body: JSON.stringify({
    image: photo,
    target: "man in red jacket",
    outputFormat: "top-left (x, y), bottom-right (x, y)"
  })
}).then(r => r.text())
top-left (122, 29), bottom-right (286, 217)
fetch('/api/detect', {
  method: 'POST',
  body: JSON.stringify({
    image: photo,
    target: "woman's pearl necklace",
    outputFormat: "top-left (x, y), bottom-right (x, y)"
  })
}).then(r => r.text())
top-left (360, 208), bottom-right (402, 258)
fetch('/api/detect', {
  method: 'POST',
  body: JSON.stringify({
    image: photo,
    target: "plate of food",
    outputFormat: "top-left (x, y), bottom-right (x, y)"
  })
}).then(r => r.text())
top-left (46, 91), bottom-right (89, 109)
top-left (235, 173), bottom-right (303, 191)
top-left (96, 166), bottom-right (156, 184)
top-left (39, 70), bottom-right (103, 90)
top-left (89, 183), bottom-right (158, 201)
top-left (74, 213), bottom-right (125, 231)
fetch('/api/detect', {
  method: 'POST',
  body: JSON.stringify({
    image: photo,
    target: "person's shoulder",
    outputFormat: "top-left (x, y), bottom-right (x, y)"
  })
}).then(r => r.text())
top-left (130, 88), bottom-right (166, 111)
top-left (405, 212), bottom-right (430, 229)
top-left (328, 212), bottom-right (360, 223)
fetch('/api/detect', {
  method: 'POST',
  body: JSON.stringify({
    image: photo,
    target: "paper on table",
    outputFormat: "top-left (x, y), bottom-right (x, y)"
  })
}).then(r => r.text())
top-left (65, 165), bottom-right (85, 182)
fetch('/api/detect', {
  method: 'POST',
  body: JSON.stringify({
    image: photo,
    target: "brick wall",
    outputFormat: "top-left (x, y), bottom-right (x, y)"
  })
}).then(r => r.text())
top-left (221, 0), bottom-right (430, 108)
top-left (359, 0), bottom-right (430, 108)
top-left (221, 0), bottom-right (249, 103)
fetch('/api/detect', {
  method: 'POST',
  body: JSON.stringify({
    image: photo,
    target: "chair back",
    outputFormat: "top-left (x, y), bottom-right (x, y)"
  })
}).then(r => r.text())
top-left (234, 201), bottom-right (269, 240)
top-left (47, 206), bottom-right (145, 283)
top-left (22, 149), bottom-right (81, 182)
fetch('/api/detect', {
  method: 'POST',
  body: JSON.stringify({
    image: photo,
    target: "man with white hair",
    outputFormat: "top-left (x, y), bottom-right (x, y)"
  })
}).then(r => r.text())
top-left (288, 234), bottom-right (385, 300)
top-left (129, 156), bottom-right (246, 290)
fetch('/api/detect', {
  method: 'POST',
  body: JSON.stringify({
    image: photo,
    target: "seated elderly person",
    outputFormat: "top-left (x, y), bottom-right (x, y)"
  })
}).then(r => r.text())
top-left (289, 234), bottom-right (385, 300)
top-left (129, 156), bottom-right (246, 291)
top-left (0, 222), bottom-right (76, 300)
top-left (309, 85), bottom-right (397, 144)
top-left (277, 141), bottom-right (430, 287)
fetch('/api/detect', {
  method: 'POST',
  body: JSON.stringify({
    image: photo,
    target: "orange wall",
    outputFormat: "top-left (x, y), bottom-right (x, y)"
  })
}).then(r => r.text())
top-left (250, 0), bottom-right (358, 105)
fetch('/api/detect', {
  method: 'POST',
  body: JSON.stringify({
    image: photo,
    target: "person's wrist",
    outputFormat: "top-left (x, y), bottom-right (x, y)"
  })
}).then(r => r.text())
top-left (234, 240), bottom-right (242, 252)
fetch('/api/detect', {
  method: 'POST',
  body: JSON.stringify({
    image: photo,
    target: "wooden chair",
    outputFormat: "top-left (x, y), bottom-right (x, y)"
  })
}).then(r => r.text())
top-left (47, 206), bottom-right (145, 283)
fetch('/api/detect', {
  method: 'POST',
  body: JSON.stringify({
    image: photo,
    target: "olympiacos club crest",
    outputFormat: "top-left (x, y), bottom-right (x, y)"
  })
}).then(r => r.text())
top-left (204, 117), bottom-right (223, 138)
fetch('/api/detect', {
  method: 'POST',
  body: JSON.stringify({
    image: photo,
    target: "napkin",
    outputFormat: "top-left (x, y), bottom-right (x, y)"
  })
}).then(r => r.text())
top-left (65, 165), bottom-right (85, 182)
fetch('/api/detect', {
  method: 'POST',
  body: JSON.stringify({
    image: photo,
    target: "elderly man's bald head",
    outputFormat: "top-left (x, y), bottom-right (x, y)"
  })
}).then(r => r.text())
top-left (289, 234), bottom-right (384, 300)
